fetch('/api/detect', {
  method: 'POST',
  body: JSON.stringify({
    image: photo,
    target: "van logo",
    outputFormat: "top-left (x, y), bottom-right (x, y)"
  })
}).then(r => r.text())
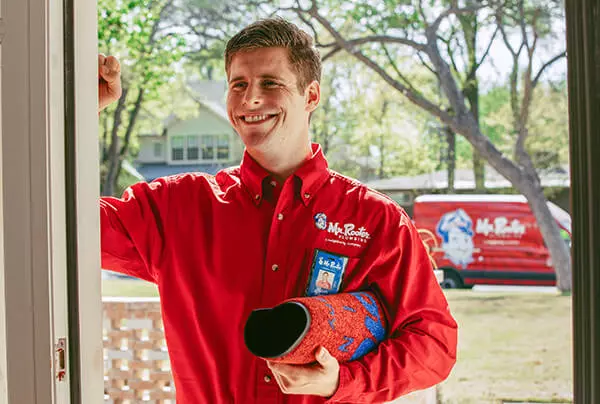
top-left (475, 217), bottom-right (526, 237)
top-left (436, 209), bottom-right (475, 269)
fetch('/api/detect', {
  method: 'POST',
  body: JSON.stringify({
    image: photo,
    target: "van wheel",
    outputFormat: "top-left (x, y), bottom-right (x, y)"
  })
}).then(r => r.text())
top-left (440, 270), bottom-right (463, 289)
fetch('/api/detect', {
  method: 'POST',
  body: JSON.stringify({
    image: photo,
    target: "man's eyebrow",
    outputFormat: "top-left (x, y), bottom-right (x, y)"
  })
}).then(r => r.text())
top-left (229, 74), bottom-right (283, 83)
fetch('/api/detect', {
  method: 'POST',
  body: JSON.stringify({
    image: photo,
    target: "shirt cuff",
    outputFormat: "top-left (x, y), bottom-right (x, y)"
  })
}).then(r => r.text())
top-left (325, 364), bottom-right (355, 403)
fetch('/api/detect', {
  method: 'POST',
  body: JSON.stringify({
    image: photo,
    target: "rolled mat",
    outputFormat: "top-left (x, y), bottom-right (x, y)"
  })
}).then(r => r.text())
top-left (244, 291), bottom-right (388, 364)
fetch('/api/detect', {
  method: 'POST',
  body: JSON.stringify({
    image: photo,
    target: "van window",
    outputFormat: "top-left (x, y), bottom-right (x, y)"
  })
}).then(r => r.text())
top-left (547, 202), bottom-right (572, 234)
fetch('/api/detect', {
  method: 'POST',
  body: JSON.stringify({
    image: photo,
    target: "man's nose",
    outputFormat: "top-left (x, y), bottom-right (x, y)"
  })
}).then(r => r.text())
top-left (243, 84), bottom-right (263, 106)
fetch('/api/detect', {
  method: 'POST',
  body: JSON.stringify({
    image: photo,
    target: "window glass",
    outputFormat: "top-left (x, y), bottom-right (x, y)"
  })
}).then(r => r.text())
top-left (202, 135), bottom-right (215, 160)
top-left (153, 142), bottom-right (163, 158)
top-left (217, 135), bottom-right (229, 160)
top-left (171, 136), bottom-right (184, 161)
top-left (187, 136), bottom-right (199, 160)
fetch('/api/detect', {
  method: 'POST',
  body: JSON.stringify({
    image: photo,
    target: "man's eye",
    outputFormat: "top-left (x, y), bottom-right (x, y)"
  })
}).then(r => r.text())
top-left (263, 80), bottom-right (278, 87)
top-left (232, 82), bottom-right (246, 89)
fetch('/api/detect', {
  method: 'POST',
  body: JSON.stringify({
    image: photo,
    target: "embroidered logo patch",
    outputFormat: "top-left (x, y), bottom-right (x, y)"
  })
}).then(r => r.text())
top-left (314, 213), bottom-right (328, 230)
top-left (313, 213), bottom-right (371, 248)
top-left (306, 249), bottom-right (348, 296)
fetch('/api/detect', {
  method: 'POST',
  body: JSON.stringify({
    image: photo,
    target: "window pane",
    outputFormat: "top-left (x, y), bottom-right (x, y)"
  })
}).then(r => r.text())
top-left (153, 142), bottom-right (163, 158)
top-left (202, 135), bottom-right (215, 160)
top-left (187, 136), bottom-right (199, 160)
top-left (172, 136), bottom-right (184, 161)
top-left (217, 135), bottom-right (229, 160)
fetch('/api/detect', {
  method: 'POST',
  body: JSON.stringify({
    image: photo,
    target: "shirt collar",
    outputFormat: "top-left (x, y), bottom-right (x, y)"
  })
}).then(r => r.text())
top-left (240, 143), bottom-right (330, 206)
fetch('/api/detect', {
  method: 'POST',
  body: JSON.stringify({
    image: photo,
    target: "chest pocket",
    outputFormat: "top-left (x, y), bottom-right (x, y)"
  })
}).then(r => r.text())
top-left (300, 245), bottom-right (363, 297)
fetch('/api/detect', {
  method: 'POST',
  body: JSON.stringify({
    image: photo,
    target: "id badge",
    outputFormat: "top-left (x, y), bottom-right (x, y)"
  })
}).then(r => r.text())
top-left (305, 249), bottom-right (348, 296)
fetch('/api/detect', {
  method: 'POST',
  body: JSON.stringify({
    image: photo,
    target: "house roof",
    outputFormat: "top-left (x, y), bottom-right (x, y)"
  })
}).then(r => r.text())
top-left (366, 165), bottom-right (570, 191)
top-left (135, 163), bottom-right (234, 181)
top-left (187, 80), bottom-right (230, 123)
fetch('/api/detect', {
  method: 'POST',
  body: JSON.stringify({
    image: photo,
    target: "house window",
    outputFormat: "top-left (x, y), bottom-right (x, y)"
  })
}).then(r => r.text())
top-left (153, 142), bottom-right (163, 158)
top-left (187, 136), bottom-right (199, 160)
top-left (202, 135), bottom-right (215, 160)
top-left (171, 136), bottom-right (184, 161)
top-left (217, 135), bottom-right (230, 160)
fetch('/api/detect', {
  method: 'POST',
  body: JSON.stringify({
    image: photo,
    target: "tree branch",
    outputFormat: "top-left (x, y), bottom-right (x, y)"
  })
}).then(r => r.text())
top-left (305, 5), bottom-right (452, 125)
top-left (496, 9), bottom-right (518, 57)
top-left (532, 51), bottom-right (566, 88)
top-left (380, 43), bottom-right (421, 96)
top-left (475, 26), bottom-right (499, 69)
top-left (417, 51), bottom-right (438, 77)
top-left (319, 35), bottom-right (427, 52)
top-left (429, 4), bottom-right (486, 34)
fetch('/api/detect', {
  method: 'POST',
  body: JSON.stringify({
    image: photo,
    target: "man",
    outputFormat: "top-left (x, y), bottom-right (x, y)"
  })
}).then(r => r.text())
top-left (316, 271), bottom-right (332, 291)
top-left (99, 17), bottom-right (457, 404)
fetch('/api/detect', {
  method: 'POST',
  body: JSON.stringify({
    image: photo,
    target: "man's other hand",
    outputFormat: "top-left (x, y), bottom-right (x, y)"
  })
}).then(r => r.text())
top-left (267, 347), bottom-right (340, 398)
top-left (98, 54), bottom-right (122, 112)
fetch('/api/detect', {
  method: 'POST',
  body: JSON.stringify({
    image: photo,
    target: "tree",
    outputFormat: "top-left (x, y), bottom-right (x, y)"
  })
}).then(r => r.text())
top-left (98, 0), bottom-right (186, 196)
top-left (277, 0), bottom-right (571, 290)
top-left (310, 56), bottom-right (442, 181)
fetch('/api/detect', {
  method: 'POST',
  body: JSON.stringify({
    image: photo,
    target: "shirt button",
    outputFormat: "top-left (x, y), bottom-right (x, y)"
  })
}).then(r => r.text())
top-left (270, 180), bottom-right (277, 187)
top-left (272, 264), bottom-right (279, 272)
top-left (277, 213), bottom-right (284, 221)
top-left (264, 375), bottom-right (272, 383)
top-left (304, 193), bottom-right (311, 199)
top-left (254, 194), bottom-right (260, 201)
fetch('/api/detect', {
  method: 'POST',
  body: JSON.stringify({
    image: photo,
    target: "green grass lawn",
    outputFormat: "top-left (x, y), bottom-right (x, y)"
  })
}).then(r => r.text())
top-left (102, 278), bottom-right (159, 297)
top-left (102, 280), bottom-right (573, 403)
top-left (439, 290), bottom-right (573, 404)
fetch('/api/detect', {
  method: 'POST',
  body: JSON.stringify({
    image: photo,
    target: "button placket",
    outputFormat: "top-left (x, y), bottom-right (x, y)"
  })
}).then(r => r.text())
top-left (260, 180), bottom-right (296, 308)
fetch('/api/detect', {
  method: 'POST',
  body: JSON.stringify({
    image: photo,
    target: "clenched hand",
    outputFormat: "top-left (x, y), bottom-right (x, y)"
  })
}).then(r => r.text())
top-left (98, 54), bottom-right (122, 112)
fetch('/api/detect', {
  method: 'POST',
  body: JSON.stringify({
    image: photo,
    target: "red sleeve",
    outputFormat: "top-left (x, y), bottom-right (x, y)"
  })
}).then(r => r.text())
top-left (328, 208), bottom-right (458, 403)
top-left (100, 177), bottom-right (171, 283)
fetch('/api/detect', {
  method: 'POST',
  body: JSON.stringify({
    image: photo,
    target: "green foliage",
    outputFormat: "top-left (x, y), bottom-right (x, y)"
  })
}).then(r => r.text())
top-left (98, 0), bottom-right (187, 98)
top-left (98, 0), bottom-right (189, 194)
top-left (311, 54), bottom-right (441, 181)
top-left (480, 82), bottom-right (570, 170)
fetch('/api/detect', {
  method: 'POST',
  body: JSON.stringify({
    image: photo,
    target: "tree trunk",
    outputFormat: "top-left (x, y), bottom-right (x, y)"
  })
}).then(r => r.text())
top-left (445, 126), bottom-right (456, 192)
top-left (516, 167), bottom-right (572, 291)
top-left (473, 152), bottom-right (485, 191)
top-left (378, 132), bottom-right (385, 179)
top-left (378, 100), bottom-right (389, 179)
top-left (453, 115), bottom-right (572, 291)
top-left (463, 79), bottom-right (485, 191)
top-left (113, 88), bottom-right (145, 192)
top-left (102, 87), bottom-right (129, 196)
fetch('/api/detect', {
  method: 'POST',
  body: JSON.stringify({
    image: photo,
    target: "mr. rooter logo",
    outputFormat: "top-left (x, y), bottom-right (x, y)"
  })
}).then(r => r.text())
top-left (475, 216), bottom-right (527, 237)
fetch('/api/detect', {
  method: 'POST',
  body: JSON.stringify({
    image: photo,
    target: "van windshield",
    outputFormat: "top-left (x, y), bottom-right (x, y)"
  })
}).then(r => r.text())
top-left (547, 201), bottom-right (572, 234)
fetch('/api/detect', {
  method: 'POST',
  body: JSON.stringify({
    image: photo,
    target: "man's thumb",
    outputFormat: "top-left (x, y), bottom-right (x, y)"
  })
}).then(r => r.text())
top-left (316, 347), bottom-right (334, 366)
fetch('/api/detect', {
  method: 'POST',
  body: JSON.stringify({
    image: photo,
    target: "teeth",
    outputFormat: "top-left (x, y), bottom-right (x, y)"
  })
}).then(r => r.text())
top-left (244, 114), bottom-right (270, 123)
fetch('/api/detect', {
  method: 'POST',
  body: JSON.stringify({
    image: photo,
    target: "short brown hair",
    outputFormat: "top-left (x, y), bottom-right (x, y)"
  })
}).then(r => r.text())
top-left (225, 17), bottom-right (322, 92)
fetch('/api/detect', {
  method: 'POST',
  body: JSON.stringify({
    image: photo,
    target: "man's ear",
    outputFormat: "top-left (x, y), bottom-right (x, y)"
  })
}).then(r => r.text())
top-left (305, 80), bottom-right (321, 113)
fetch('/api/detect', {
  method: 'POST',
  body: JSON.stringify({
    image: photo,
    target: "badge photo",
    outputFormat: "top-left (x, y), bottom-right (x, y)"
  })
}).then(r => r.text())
top-left (306, 249), bottom-right (348, 296)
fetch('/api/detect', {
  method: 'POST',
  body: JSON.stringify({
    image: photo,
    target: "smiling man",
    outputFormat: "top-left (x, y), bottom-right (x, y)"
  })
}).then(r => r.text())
top-left (98, 17), bottom-right (457, 404)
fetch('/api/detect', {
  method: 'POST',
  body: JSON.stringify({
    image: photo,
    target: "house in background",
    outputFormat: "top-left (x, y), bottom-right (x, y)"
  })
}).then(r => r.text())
top-left (135, 80), bottom-right (244, 181)
top-left (366, 165), bottom-right (571, 217)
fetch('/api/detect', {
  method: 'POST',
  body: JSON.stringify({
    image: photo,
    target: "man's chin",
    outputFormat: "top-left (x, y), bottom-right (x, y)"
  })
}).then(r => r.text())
top-left (238, 126), bottom-right (278, 147)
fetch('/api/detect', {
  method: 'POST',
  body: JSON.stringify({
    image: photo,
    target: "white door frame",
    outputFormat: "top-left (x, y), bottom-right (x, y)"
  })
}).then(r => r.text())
top-left (0, 0), bottom-right (103, 402)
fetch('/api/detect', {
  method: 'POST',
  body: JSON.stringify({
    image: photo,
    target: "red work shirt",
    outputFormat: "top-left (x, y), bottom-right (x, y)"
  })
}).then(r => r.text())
top-left (100, 144), bottom-right (457, 404)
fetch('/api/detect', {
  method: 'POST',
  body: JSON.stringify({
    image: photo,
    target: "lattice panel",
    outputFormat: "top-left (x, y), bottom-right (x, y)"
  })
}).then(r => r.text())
top-left (103, 299), bottom-right (175, 403)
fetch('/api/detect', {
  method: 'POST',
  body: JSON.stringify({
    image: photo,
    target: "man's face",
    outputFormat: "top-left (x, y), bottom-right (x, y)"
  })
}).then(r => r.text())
top-left (226, 47), bottom-right (319, 152)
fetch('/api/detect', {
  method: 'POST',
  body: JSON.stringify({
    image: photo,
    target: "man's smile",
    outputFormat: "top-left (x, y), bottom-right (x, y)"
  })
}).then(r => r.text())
top-left (239, 113), bottom-right (279, 124)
